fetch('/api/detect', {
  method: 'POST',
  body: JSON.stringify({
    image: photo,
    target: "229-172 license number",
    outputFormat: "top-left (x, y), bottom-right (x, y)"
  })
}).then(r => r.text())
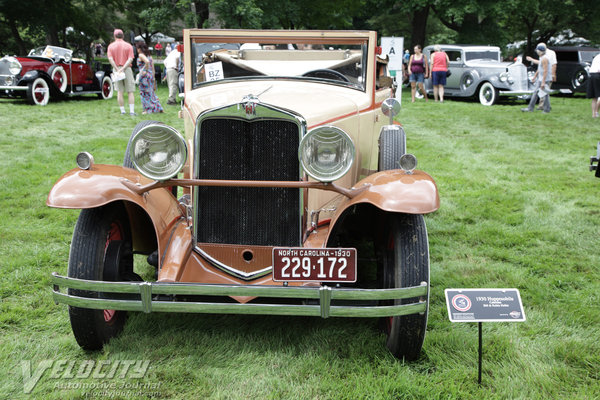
top-left (272, 248), bottom-right (356, 282)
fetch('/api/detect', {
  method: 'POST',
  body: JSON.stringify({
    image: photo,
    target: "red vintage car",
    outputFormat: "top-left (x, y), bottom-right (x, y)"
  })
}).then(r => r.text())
top-left (0, 45), bottom-right (113, 105)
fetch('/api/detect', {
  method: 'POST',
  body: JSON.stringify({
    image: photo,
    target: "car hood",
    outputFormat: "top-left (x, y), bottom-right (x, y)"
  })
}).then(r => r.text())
top-left (184, 80), bottom-right (369, 128)
top-left (465, 59), bottom-right (522, 69)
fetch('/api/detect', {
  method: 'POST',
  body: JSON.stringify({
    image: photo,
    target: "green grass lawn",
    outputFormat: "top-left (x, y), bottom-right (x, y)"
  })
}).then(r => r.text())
top-left (1, 85), bottom-right (599, 399)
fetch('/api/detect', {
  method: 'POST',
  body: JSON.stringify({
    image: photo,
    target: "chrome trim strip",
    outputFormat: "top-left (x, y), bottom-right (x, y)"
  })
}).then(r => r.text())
top-left (0, 85), bottom-right (27, 91)
top-left (51, 273), bottom-right (428, 318)
top-left (194, 246), bottom-right (272, 280)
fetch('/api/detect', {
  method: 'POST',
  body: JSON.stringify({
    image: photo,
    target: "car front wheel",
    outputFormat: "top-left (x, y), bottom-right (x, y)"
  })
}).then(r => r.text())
top-left (571, 69), bottom-right (587, 92)
top-left (379, 213), bottom-right (429, 361)
top-left (67, 203), bottom-right (135, 350)
top-left (26, 77), bottom-right (50, 106)
top-left (478, 81), bottom-right (498, 106)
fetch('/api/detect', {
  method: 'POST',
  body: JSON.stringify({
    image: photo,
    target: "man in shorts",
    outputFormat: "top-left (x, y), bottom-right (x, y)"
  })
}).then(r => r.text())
top-left (107, 29), bottom-right (136, 115)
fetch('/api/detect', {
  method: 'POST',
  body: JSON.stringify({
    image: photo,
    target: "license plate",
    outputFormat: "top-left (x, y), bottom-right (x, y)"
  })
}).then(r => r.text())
top-left (272, 248), bottom-right (357, 282)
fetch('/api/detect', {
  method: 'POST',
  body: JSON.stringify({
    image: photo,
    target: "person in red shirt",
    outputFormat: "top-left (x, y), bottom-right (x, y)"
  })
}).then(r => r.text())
top-left (107, 29), bottom-right (136, 115)
top-left (430, 45), bottom-right (450, 102)
top-left (154, 42), bottom-right (163, 57)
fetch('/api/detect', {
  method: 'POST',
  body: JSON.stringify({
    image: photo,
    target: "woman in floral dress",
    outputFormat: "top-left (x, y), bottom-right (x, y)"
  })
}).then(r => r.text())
top-left (135, 41), bottom-right (163, 114)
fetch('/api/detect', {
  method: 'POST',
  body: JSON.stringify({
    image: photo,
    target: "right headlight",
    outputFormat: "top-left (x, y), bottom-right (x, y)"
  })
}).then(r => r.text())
top-left (129, 123), bottom-right (187, 181)
top-left (299, 125), bottom-right (355, 182)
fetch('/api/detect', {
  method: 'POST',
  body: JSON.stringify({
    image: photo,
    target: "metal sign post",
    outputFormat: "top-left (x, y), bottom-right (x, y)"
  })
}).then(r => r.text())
top-left (445, 288), bottom-right (526, 385)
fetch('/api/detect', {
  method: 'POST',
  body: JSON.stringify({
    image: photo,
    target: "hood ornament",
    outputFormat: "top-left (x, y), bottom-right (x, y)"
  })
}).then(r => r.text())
top-left (242, 94), bottom-right (259, 117)
top-left (240, 86), bottom-right (272, 118)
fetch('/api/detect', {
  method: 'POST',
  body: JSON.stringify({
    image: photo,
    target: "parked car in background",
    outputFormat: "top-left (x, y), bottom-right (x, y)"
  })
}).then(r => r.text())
top-left (423, 45), bottom-right (532, 105)
top-left (549, 46), bottom-right (600, 94)
top-left (48, 29), bottom-right (440, 361)
top-left (0, 45), bottom-right (113, 105)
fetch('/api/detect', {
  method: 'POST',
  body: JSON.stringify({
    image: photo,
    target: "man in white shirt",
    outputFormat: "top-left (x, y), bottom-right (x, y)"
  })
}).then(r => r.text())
top-left (163, 46), bottom-right (180, 105)
top-left (526, 43), bottom-right (556, 111)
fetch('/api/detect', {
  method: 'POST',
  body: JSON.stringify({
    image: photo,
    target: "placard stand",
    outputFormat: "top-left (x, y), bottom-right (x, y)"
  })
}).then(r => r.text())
top-left (478, 322), bottom-right (482, 385)
top-left (444, 288), bottom-right (526, 385)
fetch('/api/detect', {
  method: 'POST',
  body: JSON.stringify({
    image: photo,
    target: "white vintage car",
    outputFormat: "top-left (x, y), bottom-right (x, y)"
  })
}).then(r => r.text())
top-left (49, 30), bottom-right (439, 361)
top-left (424, 44), bottom-right (532, 105)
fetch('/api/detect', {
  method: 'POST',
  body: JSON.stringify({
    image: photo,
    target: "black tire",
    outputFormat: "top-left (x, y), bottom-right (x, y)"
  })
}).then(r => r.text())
top-left (67, 203), bottom-right (133, 350)
top-left (478, 81), bottom-right (498, 106)
top-left (571, 68), bottom-right (587, 92)
top-left (26, 77), bottom-right (50, 106)
top-left (378, 126), bottom-right (406, 171)
top-left (123, 120), bottom-right (162, 168)
top-left (379, 213), bottom-right (429, 360)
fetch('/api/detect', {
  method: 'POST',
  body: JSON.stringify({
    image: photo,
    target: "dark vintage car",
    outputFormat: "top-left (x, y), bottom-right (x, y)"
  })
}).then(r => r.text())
top-left (548, 46), bottom-right (600, 94)
top-left (49, 30), bottom-right (439, 361)
top-left (0, 45), bottom-right (113, 105)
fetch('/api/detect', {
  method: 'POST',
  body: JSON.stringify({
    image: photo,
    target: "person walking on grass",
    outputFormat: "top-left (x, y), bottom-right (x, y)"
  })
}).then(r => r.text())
top-left (587, 52), bottom-right (600, 118)
top-left (163, 45), bottom-right (180, 105)
top-left (107, 29), bottom-right (136, 116)
top-left (135, 41), bottom-right (164, 114)
top-left (430, 45), bottom-right (449, 102)
top-left (526, 43), bottom-right (556, 111)
top-left (521, 44), bottom-right (552, 114)
top-left (408, 44), bottom-right (428, 102)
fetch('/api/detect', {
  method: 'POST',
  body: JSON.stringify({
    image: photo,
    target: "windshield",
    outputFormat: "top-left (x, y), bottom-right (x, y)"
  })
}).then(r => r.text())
top-left (190, 38), bottom-right (367, 91)
top-left (464, 50), bottom-right (500, 62)
top-left (28, 46), bottom-right (73, 60)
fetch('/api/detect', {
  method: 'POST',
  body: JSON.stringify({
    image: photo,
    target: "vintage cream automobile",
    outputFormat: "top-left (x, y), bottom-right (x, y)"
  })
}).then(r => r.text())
top-left (49, 29), bottom-right (439, 360)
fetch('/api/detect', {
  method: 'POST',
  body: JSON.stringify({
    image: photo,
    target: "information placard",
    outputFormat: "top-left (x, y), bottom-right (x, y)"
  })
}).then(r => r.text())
top-left (445, 288), bottom-right (525, 322)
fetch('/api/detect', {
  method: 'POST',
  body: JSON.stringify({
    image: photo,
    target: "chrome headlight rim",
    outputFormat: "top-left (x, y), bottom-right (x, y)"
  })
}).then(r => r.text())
top-left (298, 125), bottom-right (355, 183)
top-left (4, 56), bottom-right (22, 75)
top-left (129, 123), bottom-right (187, 181)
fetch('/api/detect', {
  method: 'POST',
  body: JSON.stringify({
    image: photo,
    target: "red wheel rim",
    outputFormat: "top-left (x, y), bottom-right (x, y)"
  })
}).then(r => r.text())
top-left (103, 221), bottom-right (122, 323)
top-left (102, 80), bottom-right (111, 97)
top-left (34, 82), bottom-right (46, 103)
top-left (53, 72), bottom-right (63, 87)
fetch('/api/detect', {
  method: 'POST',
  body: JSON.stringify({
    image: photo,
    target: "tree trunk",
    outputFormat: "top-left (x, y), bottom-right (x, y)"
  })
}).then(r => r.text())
top-left (7, 17), bottom-right (27, 55)
top-left (410, 6), bottom-right (429, 49)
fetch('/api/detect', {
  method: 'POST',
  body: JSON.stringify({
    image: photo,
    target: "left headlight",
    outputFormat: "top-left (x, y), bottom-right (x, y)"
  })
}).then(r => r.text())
top-left (499, 71), bottom-right (513, 84)
top-left (3, 56), bottom-right (22, 75)
top-left (129, 123), bottom-right (187, 181)
top-left (299, 125), bottom-right (355, 182)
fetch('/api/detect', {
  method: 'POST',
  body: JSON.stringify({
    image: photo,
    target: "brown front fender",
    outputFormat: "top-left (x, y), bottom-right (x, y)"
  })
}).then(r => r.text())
top-left (47, 164), bottom-right (184, 260)
top-left (329, 169), bottom-right (439, 230)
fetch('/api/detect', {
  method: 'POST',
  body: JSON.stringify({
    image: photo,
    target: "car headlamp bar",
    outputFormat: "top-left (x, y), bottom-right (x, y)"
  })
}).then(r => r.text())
top-left (121, 177), bottom-right (370, 199)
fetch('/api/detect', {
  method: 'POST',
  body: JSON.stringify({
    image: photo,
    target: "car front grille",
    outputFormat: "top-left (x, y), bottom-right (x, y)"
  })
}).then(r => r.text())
top-left (509, 64), bottom-right (529, 91)
top-left (195, 117), bottom-right (301, 246)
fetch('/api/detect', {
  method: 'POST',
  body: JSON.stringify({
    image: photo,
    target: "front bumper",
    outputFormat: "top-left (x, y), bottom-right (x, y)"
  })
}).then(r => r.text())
top-left (498, 89), bottom-right (534, 96)
top-left (52, 273), bottom-right (428, 318)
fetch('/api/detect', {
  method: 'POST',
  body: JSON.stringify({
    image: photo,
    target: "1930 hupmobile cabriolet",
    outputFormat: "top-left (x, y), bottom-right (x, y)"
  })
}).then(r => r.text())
top-left (0, 45), bottom-right (113, 105)
top-left (49, 30), bottom-right (439, 360)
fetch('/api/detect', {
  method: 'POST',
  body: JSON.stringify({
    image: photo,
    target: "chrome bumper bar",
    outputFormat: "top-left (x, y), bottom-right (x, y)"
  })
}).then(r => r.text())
top-left (0, 85), bottom-right (27, 91)
top-left (52, 273), bottom-right (428, 318)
